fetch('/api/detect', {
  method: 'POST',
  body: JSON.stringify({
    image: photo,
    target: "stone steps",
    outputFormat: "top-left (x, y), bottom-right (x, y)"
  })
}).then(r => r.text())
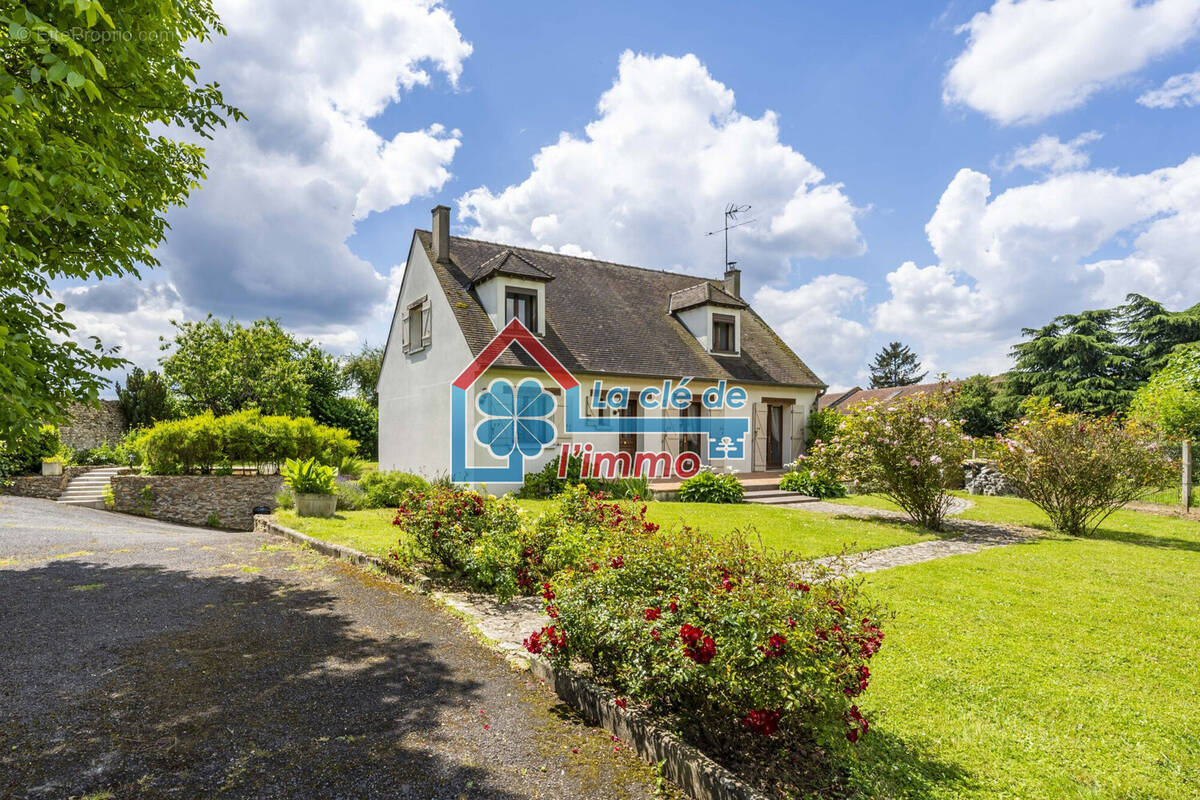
top-left (743, 488), bottom-right (816, 505)
top-left (55, 467), bottom-right (121, 509)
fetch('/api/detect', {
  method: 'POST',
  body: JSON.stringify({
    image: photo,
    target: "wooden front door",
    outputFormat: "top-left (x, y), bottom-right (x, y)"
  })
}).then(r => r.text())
top-left (766, 404), bottom-right (784, 470)
top-left (618, 395), bottom-right (639, 458)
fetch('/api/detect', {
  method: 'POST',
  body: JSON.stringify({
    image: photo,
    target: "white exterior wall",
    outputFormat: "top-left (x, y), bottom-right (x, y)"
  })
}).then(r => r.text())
top-left (377, 240), bottom-right (475, 478)
top-left (676, 305), bottom-right (742, 355)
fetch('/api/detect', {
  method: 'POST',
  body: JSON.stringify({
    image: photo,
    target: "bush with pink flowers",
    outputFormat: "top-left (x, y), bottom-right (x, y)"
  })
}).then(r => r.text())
top-left (534, 522), bottom-right (886, 755)
top-left (809, 389), bottom-right (970, 530)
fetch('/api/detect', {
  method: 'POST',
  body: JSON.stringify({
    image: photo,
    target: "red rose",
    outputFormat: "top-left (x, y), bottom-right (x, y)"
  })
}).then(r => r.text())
top-left (644, 607), bottom-right (661, 621)
top-left (741, 709), bottom-right (782, 736)
top-left (610, 556), bottom-right (625, 569)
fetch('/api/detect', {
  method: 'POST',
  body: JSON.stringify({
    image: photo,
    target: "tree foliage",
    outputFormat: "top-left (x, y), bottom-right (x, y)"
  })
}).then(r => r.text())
top-left (868, 341), bottom-right (926, 388)
top-left (0, 0), bottom-right (239, 444)
top-left (115, 367), bottom-right (175, 429)
top-left (160, 317), bottom-right (311, 417)
top-left (1129, 345), bottom-right (1200, 442)
top-left (949, 374), bottom-right (1008, 438)
top-left (343, 344), bottom-right (383, 407)
top-left (1000, 295), bottom-right (1200, 416)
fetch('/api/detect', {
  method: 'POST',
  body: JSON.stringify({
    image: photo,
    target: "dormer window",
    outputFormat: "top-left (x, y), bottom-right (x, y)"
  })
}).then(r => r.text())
top-left (712, 314), bottom-right (736, 354)
top-left (505, 288), bottom-right (538, 331)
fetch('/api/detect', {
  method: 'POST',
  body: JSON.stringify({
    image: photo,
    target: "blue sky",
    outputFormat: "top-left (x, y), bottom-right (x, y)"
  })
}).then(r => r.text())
top-left (59, 0), bottom-right (1200, 389)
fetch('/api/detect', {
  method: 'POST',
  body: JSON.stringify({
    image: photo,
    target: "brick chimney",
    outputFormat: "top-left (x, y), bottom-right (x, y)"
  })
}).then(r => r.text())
top-left (431, 204), bottom-right (450, 264)
top-left (723, 265), bottom-right (741, 298)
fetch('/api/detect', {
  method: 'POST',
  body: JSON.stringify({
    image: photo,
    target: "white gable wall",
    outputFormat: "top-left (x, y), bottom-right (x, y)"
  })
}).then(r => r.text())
top-left (377, 239), bottom-right (475, 477)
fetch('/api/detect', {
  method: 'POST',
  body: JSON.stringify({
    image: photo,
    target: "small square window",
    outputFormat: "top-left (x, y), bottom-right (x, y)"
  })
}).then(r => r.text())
top-left (712, 314), bottom-right (736, 354)
top-left (505, 288), bottom-right (538, 331)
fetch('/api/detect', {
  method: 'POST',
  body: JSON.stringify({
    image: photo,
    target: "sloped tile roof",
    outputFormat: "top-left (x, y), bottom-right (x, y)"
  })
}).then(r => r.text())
top-left (823, 380), bottom-right (962, 413)
top-left (416, 231), bottom-right (824, 388)
top-left (667, 281), bottom-right (748, 314)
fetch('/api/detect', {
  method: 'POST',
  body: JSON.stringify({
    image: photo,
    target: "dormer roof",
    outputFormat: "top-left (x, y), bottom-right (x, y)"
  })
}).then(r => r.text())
top-left (666, 281), bottom-right (748, 314)
top-left (469, 248), bottom-right (554, 285)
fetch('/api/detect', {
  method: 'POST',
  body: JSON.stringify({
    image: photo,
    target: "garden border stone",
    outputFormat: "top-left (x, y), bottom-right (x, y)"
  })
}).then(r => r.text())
top-left (254, 515), bottom-right (767, 800)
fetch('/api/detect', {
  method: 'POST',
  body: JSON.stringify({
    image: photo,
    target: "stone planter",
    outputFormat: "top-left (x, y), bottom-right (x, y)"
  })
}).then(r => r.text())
top-left (295, 492), bottom-right (337, 518)
top-left (41, 460), bottom-right (63, 477)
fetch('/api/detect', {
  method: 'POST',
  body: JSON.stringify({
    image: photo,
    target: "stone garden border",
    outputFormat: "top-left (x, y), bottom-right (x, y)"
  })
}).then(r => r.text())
top-left (254, 515), bottom-right (768, 800)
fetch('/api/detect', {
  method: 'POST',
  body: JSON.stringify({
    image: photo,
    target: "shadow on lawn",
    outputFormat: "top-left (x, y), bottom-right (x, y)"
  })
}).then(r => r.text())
top-left (0, 560), bottom-right (522, 800)
top-left (836, 724), bottom-right (977, 799)
top-left (1084, 525), bottom-right (1200, 553)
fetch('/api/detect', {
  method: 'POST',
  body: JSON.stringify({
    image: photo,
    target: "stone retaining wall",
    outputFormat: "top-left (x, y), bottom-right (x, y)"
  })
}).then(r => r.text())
top-left (112, 475), bottom-right (282, 531)
top-left (60, 400), bottom-right (127, 450)
top-left (963, 459), bottom-right (1016, 496)
top-left (2, 466), bottom-right (96, 500)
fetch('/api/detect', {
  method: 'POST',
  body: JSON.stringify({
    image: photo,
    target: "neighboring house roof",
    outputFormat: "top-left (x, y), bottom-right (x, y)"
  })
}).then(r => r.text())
top-left (414, 230), bottom-right (825, 388)
top-left (816, 387), bottom-right (861, 411)
top-left (667, 281), bottom-right (748, 314)
top-left (469, 248), bottom-right (554, 284)
top-left (822, 380), bottom-right (962, 413)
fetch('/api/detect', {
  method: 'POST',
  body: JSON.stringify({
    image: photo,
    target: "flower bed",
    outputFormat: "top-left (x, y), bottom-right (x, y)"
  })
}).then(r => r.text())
top-left (393, 483), bottom-right (887, 796)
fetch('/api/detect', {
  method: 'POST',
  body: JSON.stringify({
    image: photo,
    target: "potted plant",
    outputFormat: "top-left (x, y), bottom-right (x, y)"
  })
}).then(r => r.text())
top-left (282, 457), bottom-right (338, 517)
top-left (41, 456), bottom-right (64, 477)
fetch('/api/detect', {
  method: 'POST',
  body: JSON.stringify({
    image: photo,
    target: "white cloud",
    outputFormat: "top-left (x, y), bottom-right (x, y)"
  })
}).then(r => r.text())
top-left (999, 131), bottom-right (1102, 174)
top-left (62, 0), bottom-right (471, 360)
top-left (945, 0), bottom-right (1200, 124)
top-left (875, 157), bottom-right (1200, 374)
top-left (458, 51), bottom-right (866, 289)
top-left (1138, 68), bottom-right (1200, 107)
top-left (752, 275), bottom-right (871, 386)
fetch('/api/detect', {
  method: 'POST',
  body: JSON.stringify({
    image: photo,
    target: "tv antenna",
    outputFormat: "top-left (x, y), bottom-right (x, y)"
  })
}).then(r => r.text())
top-left (706, 203), bottom-right (755, 272)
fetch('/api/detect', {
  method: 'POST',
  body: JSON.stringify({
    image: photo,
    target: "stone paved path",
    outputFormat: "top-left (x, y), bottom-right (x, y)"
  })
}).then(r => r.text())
top-left (0, 496), bottom-right (672, 800)
top-left (814, 519), bottom-right (1039, 574)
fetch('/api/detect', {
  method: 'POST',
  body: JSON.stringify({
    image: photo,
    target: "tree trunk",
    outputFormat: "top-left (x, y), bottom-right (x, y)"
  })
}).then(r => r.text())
top-left (1184, 439), bottom-right (1193, 513)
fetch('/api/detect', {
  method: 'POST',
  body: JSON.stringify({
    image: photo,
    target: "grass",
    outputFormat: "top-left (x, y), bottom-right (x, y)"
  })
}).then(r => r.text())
top-left (514, 499), bottom-right (938, 558)
top-left (277, 499), bottom-right (939, 562)
top-left (846, 506), bottom-right (1200, 800)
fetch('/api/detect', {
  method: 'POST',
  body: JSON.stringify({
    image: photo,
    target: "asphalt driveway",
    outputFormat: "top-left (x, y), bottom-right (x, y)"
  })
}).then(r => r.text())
top-left (0, 497), bottom-right (668, 799)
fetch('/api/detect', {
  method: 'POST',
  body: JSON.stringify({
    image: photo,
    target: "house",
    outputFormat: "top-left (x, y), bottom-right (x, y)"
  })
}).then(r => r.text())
top-left (817, 380), bottom-right (962, 413)
top-left (377, 206), bottom-right (827, 492)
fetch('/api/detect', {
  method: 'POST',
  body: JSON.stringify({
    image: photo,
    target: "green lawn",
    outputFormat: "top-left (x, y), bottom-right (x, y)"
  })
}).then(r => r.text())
top-left (838, 504), bottom-right (1200, 799)
top-left (278, 499), bottom-right (936, 561)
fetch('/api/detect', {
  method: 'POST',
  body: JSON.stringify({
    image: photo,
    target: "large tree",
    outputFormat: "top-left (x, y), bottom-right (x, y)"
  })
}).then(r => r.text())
top-left (1130, 345), bottom-right (1200, 443)
top-left (161, 317), bottom-right (311, 417)
top-left (868, 341), bottom-right (926, 388)
top-left (0, 0), bottom-right (239, 444)
top-left (1000, 309), bottom-right (1137, 416)
top-left (115, 367), bottom-right (175, 429)
top-left (1120, 293), bottom-right (1200, 377)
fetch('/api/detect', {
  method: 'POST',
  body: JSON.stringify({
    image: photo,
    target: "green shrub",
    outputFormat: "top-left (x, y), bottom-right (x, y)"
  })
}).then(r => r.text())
top-left (996, 399), bottom-right (1175, 536)
top-left (395, 486), bottom-right (520, 576)
top-left (359, 470), bottom-right (429, 508)
top-left (535, 523), bottom-right (885, 759)
top-left (678, 469), bottom-right (744, 503)
top-left (515, 455), bottom-right (649, 500)
top-left (71, 441), bottom-right (133, 466)
top-left (275, 489), bottom-right (295, 510)
top-left (779, 468), bottom-right (846, 498)
top-left (337, 455), bottom-right (366, 480)
top-left (807, 408), bottom-right (842, 446)
top-left (312, 395), bottom-right (378, 458)
top-left (131, 411), bottom-right (357, 475)
top-left (334, 481), bottom-right (365, 511)
top-left (813, 391), bottom-right (970, 530)
top-left (282, 457), bottom-right (338, 495)
top-left (5, 425), bottom-right (63, 474)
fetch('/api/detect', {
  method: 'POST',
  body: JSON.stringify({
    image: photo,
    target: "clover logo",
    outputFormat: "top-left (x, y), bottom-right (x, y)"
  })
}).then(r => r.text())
top-left (474, 377), bottom-right (556, 458)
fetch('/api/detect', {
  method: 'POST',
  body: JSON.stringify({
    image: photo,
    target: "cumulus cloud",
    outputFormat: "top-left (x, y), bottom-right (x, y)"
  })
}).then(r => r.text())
top-left (458, 51), bottom-right (866, 289)
top-left (60, 0), bottom-right (471, 365)
top-left (1138, 68), bottom-right (1200, 107)
top-left (999, 131), bottom-right (1102, 174)
top-left (752, 275), bottom-right (871, 386)
top-left (945, 0), bottom-right (1200, 124)
top-left (875, 157), bottom-right (1200, 374)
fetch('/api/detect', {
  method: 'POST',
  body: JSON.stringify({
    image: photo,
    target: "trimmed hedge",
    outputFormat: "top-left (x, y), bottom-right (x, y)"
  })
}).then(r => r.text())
top-left (131, 410), bottom-right (357, 475)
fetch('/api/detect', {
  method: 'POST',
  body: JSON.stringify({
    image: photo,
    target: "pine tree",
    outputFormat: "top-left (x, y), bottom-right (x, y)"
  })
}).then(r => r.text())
top-left (1120, 293), bottom-right (1200, 376)
top-left (1000, 309), bottom-right (1136, 416)
top-left (868, 342), bottom-right (927, 388)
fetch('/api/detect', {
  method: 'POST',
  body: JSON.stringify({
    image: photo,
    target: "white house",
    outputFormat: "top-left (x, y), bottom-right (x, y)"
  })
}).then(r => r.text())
top-left (377, 206), bottom-right (827, 492)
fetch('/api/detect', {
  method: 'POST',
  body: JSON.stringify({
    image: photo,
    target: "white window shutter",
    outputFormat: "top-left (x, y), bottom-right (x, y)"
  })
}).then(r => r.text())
top-left (421, 299), bottom-right (432, 347)
top-left (400, 309), bottom-right (410, 353)
top-left (790, 406), bottom-right (805, 464)
top-left (752, 403), bottom-right (767, 472)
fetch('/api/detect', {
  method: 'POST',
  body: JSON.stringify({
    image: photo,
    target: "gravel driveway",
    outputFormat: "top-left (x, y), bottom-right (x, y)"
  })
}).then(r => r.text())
top-left (0, 497), bottom-right (669, 800)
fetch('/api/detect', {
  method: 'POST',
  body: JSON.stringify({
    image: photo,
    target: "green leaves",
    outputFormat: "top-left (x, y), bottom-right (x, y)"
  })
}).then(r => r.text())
top-left (1, 0), bottom-right (240, 444)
